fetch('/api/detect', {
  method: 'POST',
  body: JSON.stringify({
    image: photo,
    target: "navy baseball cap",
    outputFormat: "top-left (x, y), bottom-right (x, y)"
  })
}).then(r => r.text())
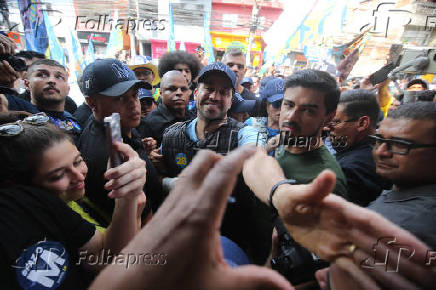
top-left (198, 62), bottom-right (236, 89)
top-left (138, 88), bottom-right (153, 100)
top-left (82, 59), bottom-right (151, 97)
top-left (261, 77), bottom-right (284, 103)
top-left (241, 77), bottom-right (253, 85)
top-left (230, 92), bottom-right (256, 113)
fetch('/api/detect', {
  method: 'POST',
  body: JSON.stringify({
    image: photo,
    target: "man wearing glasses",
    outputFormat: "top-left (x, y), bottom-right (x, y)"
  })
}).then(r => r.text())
top-left (367, 102), bottom-right (436, 248)
top-left (328, 89), bottom-right (391, 206)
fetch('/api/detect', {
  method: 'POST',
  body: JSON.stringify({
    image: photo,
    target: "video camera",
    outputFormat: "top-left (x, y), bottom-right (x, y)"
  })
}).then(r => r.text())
top-left (270, 215), bottom-right (329, 286)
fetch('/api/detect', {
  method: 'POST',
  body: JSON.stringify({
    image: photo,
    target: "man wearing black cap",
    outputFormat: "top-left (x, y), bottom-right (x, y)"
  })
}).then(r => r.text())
top-left (77, 59), bottom-right (164, 224)
top-left (161, 62), bottom-right (271, 265)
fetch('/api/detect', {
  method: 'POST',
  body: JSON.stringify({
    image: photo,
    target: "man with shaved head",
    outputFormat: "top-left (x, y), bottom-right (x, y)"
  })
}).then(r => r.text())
top-left (143, 70), bottom-right (194, 145)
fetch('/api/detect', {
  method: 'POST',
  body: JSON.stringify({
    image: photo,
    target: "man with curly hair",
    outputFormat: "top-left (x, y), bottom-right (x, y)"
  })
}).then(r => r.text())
top-left (158, 50), bottom-right (201, 87)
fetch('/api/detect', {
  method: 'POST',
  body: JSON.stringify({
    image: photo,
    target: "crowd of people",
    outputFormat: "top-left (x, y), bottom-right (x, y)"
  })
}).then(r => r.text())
top-left (0, 31), bottom-right (436, 289)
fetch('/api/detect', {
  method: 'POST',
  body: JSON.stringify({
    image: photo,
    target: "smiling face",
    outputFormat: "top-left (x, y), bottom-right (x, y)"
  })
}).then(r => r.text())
top-left (195, 75), bottom-right (233, 121)
top-left (372, 117), bottom-right (436, 189)
top-left (25, 64), bottom-right (70, 110)
top-left (32, 139), bottom-right (88, 202)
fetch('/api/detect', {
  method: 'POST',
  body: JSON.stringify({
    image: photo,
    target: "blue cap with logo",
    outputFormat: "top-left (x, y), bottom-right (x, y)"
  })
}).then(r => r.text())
top-left (138, 88), bottom-right (154, 100)
top-left (261, 77), bottom-right (284, 103)
top-left (197, 62), bottom-right (236, 89)
top-left (241, 77), bottom-right (253, 85)
top-left (81, 58), bottom-right (151, 97)
top-left (230, 92), bottom-right (256, 113)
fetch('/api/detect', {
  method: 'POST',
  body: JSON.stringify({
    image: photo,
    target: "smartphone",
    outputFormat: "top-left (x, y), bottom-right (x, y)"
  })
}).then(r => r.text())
top-left (104, 113), bottom-right (123, 168)
top-left (369, 62), bottom-right (396, 85)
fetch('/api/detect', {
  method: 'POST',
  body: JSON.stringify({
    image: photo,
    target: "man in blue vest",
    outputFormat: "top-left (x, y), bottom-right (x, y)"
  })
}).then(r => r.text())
top-left (160, 62), bottom-right (270, 265)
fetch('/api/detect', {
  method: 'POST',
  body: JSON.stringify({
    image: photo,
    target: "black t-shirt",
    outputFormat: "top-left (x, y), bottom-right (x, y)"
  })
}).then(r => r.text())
top-left (143, 103), bottom-right (194, 146)
top-left (78, 117), bottom-right (164, 222)
top-left (0, 185), bottom-right (95, 289)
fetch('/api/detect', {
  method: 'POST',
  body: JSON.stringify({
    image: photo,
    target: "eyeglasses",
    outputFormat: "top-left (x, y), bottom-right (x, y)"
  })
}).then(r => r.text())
top-left (328, 118), bottom-right (358, 127)
top-left (369, 134), bottom-right (436, 155)
top-left (0, 113), bottom-right (49, 137)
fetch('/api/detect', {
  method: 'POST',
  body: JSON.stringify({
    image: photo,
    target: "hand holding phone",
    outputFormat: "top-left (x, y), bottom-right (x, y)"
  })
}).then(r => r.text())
top-left (104, 113), bottom-right (123, 168)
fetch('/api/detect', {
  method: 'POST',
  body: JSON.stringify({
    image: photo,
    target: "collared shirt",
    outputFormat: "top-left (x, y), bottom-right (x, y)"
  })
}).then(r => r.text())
top-left (368, 184), bottom-right (436, 249)
top-left (186, 117), bottom-right (266, 147)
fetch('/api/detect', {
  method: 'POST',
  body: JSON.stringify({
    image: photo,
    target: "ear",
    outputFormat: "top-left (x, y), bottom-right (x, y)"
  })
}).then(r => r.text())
top-left (85, 96), bottom-right (96, 111)
top-left (357, 116), bottom-right (370, 132)
top-left (24, 78), bottom-right (30, 90)
top-left (193, 88), bottom-right (199, 102)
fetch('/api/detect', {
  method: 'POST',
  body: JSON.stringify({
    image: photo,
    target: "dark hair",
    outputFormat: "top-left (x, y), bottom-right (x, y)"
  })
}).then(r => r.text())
top-left (158, 51), bottom-right (201, 79)
top-left (27, 59), bottom-right (66, 76)
top-left (339, 89), bottom-right (381, 128)
top-left (0, 124), bottom-right (71, 187)
top-left (14, 50), bottom-right (46, 61)
top-left (406, 79), bottom-right (428, 90)
top-left (388, 102), bottom-right (436, 120)
top-left (284, 70), bottom-right (340, 114)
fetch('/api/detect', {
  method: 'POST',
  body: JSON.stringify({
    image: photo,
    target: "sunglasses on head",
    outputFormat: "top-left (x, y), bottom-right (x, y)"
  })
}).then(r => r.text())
top-left (0, 113), bottom-right (49, 137)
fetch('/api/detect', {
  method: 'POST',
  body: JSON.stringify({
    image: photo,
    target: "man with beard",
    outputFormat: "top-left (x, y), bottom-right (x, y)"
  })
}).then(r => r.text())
top-left (25, 59), bottom-right (82, 139)
top-left (143, 71), bottom-right (192, 145)
top-left (275, 69), bottom-right (348, 198)
top-left (160, 62), bottom-right (271, 265)
top-left (77, 59), bottom-right (164, 224)
top-left (328, 89), bottom-right (391, 206)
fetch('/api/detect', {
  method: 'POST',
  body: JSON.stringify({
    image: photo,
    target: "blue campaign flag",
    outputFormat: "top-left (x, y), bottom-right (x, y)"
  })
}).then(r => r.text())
top-left (85, 36), bottom-right (95, 66)
top-left (43, 10), bottom-right (65, 65)
top-left (17, 0), bottom-right (48, 54)
top-left (203, 5), bottom-right (215, 64)
top-left (105, 10), bottom-right (123, 58)
top-left (168, 3), bottom-right (176, 51)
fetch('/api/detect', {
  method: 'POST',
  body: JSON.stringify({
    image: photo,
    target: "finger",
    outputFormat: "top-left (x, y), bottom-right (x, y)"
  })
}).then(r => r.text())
top-left (349, 230), bottom-right (436, 287)
top-left (112, 141), bottom-right (138, 159)
top-left (198, 146), bottom-right (256, 229)
top-left (176, 150), bottom-right (222, 190)
top-left (108, 179), bottom-right (144, 199)
top-left (220, 265), bottom-right (293, 290)
top-left (333, 259), bottom-right (381, 290)
top-left (105, 166), bottom-right (145, 191)
top-left (350, 248), bottom-right (421, 290)
top-left (280, 170), bottom-right (336, 220)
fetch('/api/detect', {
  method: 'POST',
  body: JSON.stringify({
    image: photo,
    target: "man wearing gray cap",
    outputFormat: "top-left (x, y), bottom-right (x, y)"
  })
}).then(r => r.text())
top-left (77, 59), bottom-right (164, 224)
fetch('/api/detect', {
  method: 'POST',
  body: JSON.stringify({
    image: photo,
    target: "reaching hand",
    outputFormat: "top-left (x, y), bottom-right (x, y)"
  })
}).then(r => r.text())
top-left (91, 147), bottom-right (293, 290)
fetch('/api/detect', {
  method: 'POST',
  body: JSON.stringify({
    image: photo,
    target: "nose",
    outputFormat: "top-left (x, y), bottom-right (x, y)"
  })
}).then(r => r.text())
top-left (70, 166), bottom-right (85, 182)
top-left (374, 142), bottom-right (392, 158)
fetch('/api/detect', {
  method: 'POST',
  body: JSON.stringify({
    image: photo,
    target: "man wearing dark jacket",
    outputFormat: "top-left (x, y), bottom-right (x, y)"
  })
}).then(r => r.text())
top-left (78, 59), bottom-right (164, 223)
top-left (328, 89), bottom-right (391, 206)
